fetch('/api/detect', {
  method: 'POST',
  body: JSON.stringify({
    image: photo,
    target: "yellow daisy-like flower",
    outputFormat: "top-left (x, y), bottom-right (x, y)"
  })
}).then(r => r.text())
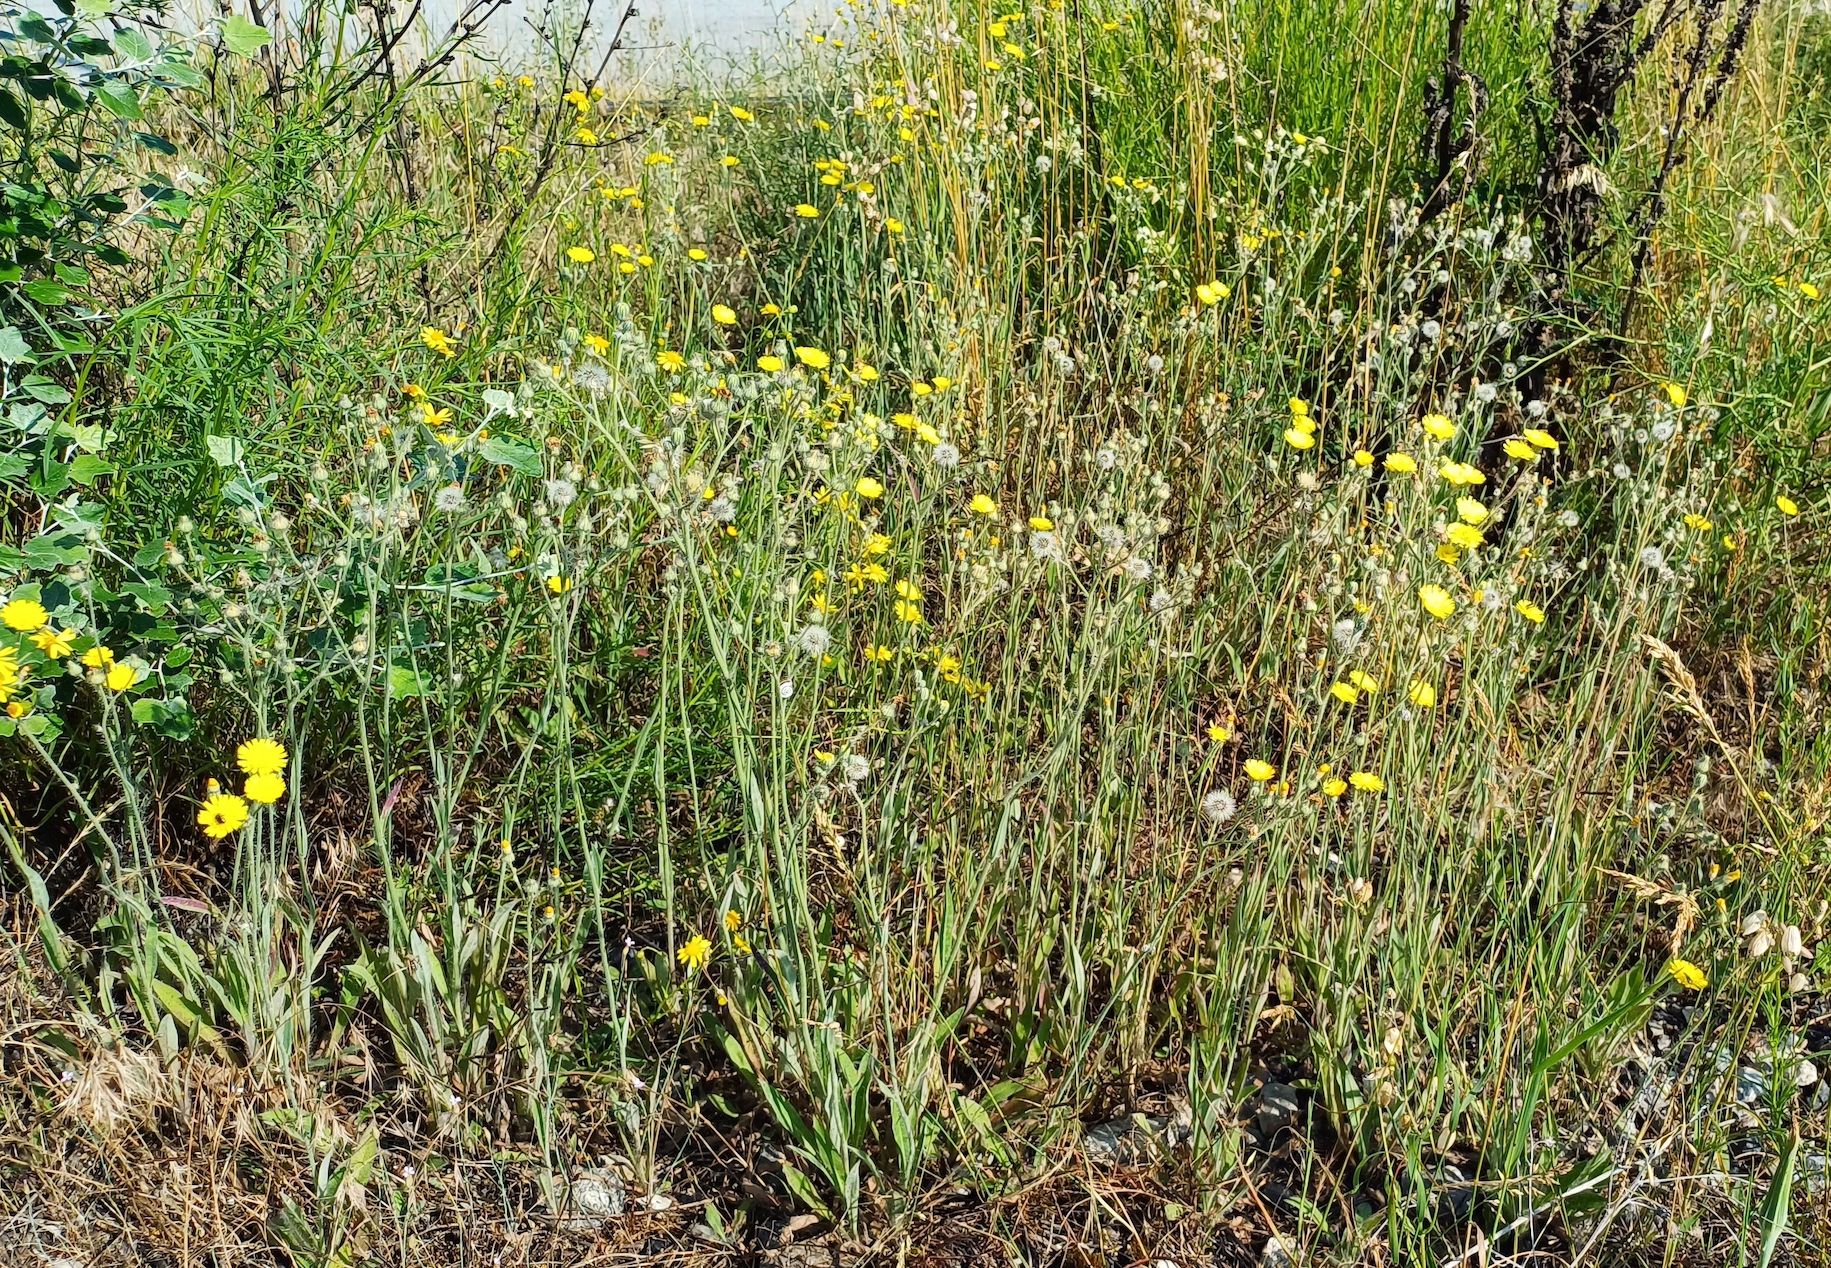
top-left (1420, 413), bottom-right (1455, 440)
top-left (244, 771), bottom-right (286, 804)
top-left (724, 909), bottom-right (743, 932)
top-left (1244, 759), bottom-right (1276, 782)
top-left (657, 350), bottom-right (686, 372)
top-left (1028, 515), bottom-right (1053, 531)
top-left (864, 643), bottom-right (894, 662)
top-left (197, 792), bottom-right (250, 839)
top-left (1419, 584), bottom-right (1456, 620)
top-left (971, 494), bottom-right (997, 516)
top-left (1446, 523), bottom-right (1485, 550)
top-left (711, 304), bottom-right (737, 325)
top-left (1666, 958), bottom-right (1708, 991)
top-left (565, 246), bottom-right (595, 264)
top-left (1439, 461), bottom-right (1485, 486)
top-left (30, 627), bottom-right (77, 659)
top-left (1348, 670), bottom-right (1379, 695)
top-left (758, 355), bottom-right (785, 373)
top-left (420, 326), bottom-right (457, 357)
top-left (1329, 682), bottom-right (1359, 705)
top-left (1352, 449), bottom-right (1374, 467)
top-left (233, 737), bottom-right (286, 778)
top-left (1522, 428), bottom-right (1558, 451)
top-left (1384, 453), bottom-right (1417, 474)
top-left (81, 645), bottom-right (115, 668)
top-left (1456, 498), bottom-right (1488, 525)
top-left (793, 203), bottom-right (820, 219)
top-left (1407, 679), bottom-right (1436, 708)
top-left (105, 662), bottom-right (138, 692)
top-left (1284, 427), bottom-right (1316, 450)
top-left (1504, 438), bottom-right (1538, 461)
top-left (1321, 777), bottom-right (1347, 797)
top-left (795, 346), bottom-right (831, 370)
top-left (1777, 495), bottom-right (1800, 517)
top-left (1662, 382), bottom-right (1687, 409)
top-left (2, 599), bottom-right (48, 632)
top-left (855, 477), bottom-right (885, 499)
top-left (677, 935), bottom-right (713, 972)
top-left (547, 575), bottom-right (573, 594)
top-left (1683, 513), bottom-right (1713, 532)
top-left (1348, 771), bottom-right (1385, 793)
top-left (1206, 724), bottom-right (1229, 743)
top-left (894, 599), bottom-right (922, 624)
top-left (1515, 600), bottom-right (1546, 623)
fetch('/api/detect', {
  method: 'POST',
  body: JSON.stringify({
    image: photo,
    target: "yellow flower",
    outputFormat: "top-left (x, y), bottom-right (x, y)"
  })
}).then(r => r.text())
top-left (677, 935), bottom-right (713, 972)
top-left (1436, 543), bottom-right (1463, 565)
top-left (1321, 777), bottom-right (1347, 797)
top-left (711, 304), bottom-right (737, 325)
top-left (6, 701), bottom-right (29, 719)
top-left (1662, 382), bottom-right (1687, 409)
top-left (894, 578), bottom-right (920, 599)
top-left (565, 246), bottom-right (595, 264)
top-left (1439, 461), bottom-right (1485, 486)
top-left (1522, 428), bottom-right (1559, 450)
top-left (795, 346), bottom-right (831, 370)
top-left (911, 380), bottom-right (933, 396)
top-left (244, 771), bottom-right (286, 804)
top-left (1244, 759), bottom-right (1276, 782)
top-left (885, 218), bottom-right (904, 234)
top-left (1456, 497), bottom-right (1488, 525)
top-left (2, 599), bottom-right (48, 632)
top-left (197, 792), bottom-right (250, 839)
top-left (1777, 494), bottom-right (1800, 517)
top-left (1446, 523), bottom-right (1485, 550)
top-left (1284, 427), bottom-right (1316, 450)
top-left (1384, 453), bottom-right (1417, 474)
top-left (30, 626), bottom-right (76, 658)
top-left (1330, 682), bottom-right (1359, 705)
top-left (1028, 515), bottom-right (1054, 531)
top-left (547, 575), bottom-right (573, 594)
top-left (1352, 449), bottom-right (1374, 467)
top-left (1419, 584), bottom-right (1456, 620)
top-left (81, 645), bottom-right (115, 668)
top-left (1348, 670), bottom-right (1379, 695)
top-left (794, 203), bottom-right (820, 219)
top-left (1195, 282), bottom-right (1228, 306)
top-left (1420, 413), bottom-right (1455, 440)
top-left (1206, 724), bottom-right (1229, 743)
top-left (237, 736), bottom-right (288, 776)
top-left (971, 494), bottom-right (998, 516)
top-left (730, 106), bottom-right (753, 121)
top-left (1504, 438), bottom-right (1538, 461)
top-left (724, 909), bottom-right (743, 932)
top-left (1666, 958), bottom-right (1708, 991)
top-left (420, 326), bottom-right (457, 357)
top-left (1515, 599), bottom-right (1546, 623)
top-left (1348, 771), bottom-right (1385, 793)
top-left (1683, 513), bottom-right (1713, 532)
top-left (864, 643), bottom-right (894, 662)
top-left (657, 350), bottom-right (686, 372)
top-left (1288, 397), bottom-right (1309, 418)
top-left (1800, 282), bottom-right (1820, 300)
top-left (894, 599), bottom-right (922, 624)
top-left (1407, 679), bottom-right (1436, 708)
top-left (855, 477), bottom-right (885, 499)
top-left (687, 248), bottom-right (709, 262)
top-left (758, 355), bottom-right (785, 373)
top-left (931, 375), bottom-right (953, 391)
top-left (105, 662), bottom-right (138, 692)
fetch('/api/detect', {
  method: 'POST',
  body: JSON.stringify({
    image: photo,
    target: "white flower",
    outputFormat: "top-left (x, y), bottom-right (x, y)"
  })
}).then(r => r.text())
top-left (1031, 530), bottom-right (1062, 561)
top-left (1638, 545), bottom-right (1666, 570)
top-left (1149, 588), bottom-right (1174, 613)
top-left (1144, 355), bottom-right (1164, 375)
top-left (1053, 352), bottom-right (1077, 376)
top-left (545, 478), bottom-right (578, 508)
top-left (1095, 447), bottom-right (1117, 470)
top-left (1650, 417), bottom-right (1677, 443)
top-left (1331, 617), bottom-right (1360, 653)
top-left (1123, 556), bottom-right (1153, 582)
top-left (1557, 509), bottom-right (1580, 528)
top-left (1420, 320), bottom-right (1441, 341)
top-left (1526, 399), bottom-right (1548, 418)
top-left (1200, 789), bottom-right (1236, 823)
top-left (794, 622), bottom-right (832, 657)
top-left (842, 753), bottom-right (870, 783)
top-left (1613, 462), bottom-right (1632, 480)
top-left (708, 495), bottom-right (737, 522)
top-left (1034, 154), bottom-right (1052, 173)
top-left (1482, 588), bottom-right (1504, 612)
top-left (931, 442), bottom-right (960, 467)
top-left (435, 484), bottom-right (467, 513)
top-left (1475, 382), bottom-right (1498, 404)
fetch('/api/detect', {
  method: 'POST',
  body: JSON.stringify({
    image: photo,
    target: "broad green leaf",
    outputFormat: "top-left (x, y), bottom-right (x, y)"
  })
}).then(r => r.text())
top-left (205, 434), bottom-right (244, 467)
top-left (68, 454), bottom-right (114, 485)
top-left (220, 15), bottom-right (273, 56)
top-left (0, 326), bottom-right (31, 364)
top-left (479, 435), bottom-right (542, 477)
top-left (95, 82), bottom-right (142, 120)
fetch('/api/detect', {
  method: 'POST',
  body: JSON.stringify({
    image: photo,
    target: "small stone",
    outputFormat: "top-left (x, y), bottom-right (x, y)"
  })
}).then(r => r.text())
top-left (561, 1167), bottom-right (626, 1228)
top-left (1735, 1066), bottom-right (1767, 1105)
top-left (640, 1191), bottom-right (674, 1211)
top-left (1255, 1083), bottom-right (1301, 1138)
top-left (1261, 1233), bottom-right (1297, 1267)
top-left (1796, 1060), bottom-right (1818, 1088)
